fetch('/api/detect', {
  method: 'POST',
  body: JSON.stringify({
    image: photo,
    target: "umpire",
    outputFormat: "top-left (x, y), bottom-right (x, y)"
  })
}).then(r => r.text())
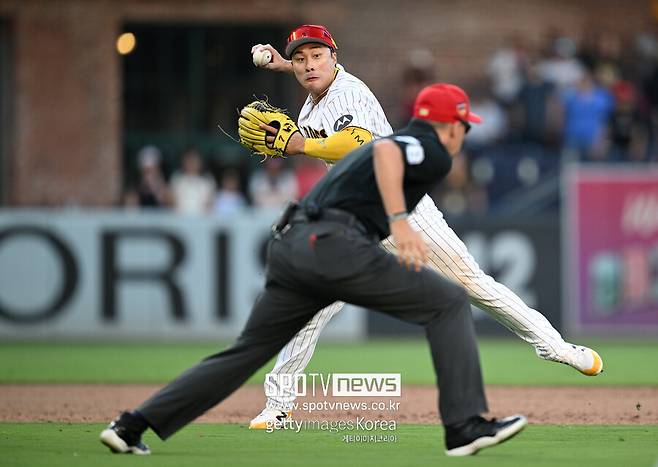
top-left (100, 83), bottom-right (526, 457)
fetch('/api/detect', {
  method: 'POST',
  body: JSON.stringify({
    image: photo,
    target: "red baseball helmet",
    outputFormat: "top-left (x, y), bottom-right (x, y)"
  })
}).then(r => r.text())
top-left (285, 24), bottom-right (338, 58)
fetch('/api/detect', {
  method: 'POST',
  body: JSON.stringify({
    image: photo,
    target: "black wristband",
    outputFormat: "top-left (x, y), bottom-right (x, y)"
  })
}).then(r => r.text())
top-left (387, 211), bottom-right (408, 223)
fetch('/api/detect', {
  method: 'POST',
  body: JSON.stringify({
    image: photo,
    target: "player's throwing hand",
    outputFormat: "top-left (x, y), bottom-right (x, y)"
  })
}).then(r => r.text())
top-left (251, 44), bottom-right (291, 73)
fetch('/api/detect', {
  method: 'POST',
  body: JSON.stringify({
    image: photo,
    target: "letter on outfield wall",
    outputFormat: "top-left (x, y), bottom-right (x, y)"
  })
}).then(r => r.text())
top-left (101, 229), bottom-right (186, 321)
top-left (0, 226), bottom-right (78, 323)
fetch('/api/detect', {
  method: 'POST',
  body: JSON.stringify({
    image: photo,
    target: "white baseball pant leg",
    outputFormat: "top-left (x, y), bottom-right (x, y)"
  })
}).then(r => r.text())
top-left (264, 300), bottom-right (344, 411)
top-left (382, 195), bottom-right (567, 357)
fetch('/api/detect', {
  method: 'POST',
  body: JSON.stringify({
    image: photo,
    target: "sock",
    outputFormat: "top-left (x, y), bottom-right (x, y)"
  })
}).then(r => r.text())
top-left (118, 411), bottom-right (148, 435)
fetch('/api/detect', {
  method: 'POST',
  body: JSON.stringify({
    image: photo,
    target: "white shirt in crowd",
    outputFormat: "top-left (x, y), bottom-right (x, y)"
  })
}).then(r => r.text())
top-left (170, 173), bottom-right (216, 215)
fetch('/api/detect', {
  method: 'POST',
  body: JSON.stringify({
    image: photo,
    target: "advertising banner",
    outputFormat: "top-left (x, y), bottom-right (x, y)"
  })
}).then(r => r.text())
top-left (0, 210), bottom-right (365, 340)
top-left (565, 166), bottom-right (658, 334)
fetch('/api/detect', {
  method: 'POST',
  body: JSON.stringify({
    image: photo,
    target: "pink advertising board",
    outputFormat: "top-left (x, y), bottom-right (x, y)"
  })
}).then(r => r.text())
top-left (565, 166), bottom-right (658, 334)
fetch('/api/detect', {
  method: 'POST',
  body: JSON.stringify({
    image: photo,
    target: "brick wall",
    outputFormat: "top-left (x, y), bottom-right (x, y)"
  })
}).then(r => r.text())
top-left (0, 0), bottom-right (652, 205)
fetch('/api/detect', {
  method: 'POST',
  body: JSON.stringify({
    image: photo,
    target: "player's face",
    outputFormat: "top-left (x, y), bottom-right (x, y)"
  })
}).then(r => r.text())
top-left (291, 44), bottom-right (337, 99)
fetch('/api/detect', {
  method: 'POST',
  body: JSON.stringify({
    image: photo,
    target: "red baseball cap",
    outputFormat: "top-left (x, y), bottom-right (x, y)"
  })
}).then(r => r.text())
top-left (412, 83), bottom-right (482, 124)
top-left (285, 24), bottom-right (338, 58)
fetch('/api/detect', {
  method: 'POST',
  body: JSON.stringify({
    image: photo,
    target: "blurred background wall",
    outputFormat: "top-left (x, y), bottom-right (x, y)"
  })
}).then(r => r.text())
top-left (0, 0), bottom-right (654, 205)
top-left (1, 0), bottom-right (657, 339)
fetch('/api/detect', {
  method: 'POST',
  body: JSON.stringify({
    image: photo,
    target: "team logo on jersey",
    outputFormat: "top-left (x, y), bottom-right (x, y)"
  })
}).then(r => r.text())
top-left (301, 126), bottom-right (328, 139)
top-left (333, 114), bottom-right (354, 132)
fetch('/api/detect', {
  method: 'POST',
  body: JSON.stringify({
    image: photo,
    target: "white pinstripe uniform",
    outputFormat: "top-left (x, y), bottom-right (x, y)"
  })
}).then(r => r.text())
top-left (264, 65), bottom-right (568, 411)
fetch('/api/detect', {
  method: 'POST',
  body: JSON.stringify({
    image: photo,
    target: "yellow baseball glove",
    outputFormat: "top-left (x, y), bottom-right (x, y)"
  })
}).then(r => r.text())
top-left (238, 100), bottom-right (300, 157)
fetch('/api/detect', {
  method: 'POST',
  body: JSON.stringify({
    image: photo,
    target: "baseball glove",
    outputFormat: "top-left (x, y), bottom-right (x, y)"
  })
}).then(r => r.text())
top-left (238, 100), bottom-right (300, 157)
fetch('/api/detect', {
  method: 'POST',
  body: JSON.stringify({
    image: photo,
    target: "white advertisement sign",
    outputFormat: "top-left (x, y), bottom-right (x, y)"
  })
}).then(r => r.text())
top-left (0, 209), bottom-right (365, 340)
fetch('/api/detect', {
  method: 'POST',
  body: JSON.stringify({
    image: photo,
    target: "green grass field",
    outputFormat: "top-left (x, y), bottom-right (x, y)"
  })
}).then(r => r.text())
top-left (1, 423), bottom-right (657, 467)
top-left (1, 338), bottom-right (657, 385)
top-left (1, 339), bottom-right (657, 467)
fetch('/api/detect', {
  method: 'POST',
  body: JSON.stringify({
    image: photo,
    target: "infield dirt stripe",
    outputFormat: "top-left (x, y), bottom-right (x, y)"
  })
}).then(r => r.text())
top-left (0, 384), bottom-right (656, 425)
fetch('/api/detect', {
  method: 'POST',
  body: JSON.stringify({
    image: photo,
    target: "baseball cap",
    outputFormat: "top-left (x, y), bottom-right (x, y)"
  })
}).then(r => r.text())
top-left (285, 24), bottom-right (338, 58)
top-left (412, 83), bottom-right (482, 124)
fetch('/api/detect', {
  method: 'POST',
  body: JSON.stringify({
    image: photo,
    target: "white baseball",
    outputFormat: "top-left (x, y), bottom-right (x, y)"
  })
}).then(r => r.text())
top-left (252, 49), bottom-right (272, 67)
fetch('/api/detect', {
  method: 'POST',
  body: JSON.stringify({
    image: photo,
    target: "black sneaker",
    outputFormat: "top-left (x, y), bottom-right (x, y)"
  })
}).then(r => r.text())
top-left (100, 412), bottom-right (151, 455)
top-left (444, 414), bottom-right (527, 456)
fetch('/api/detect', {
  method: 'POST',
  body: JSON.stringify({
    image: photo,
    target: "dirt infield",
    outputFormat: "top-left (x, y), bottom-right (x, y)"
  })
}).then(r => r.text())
top-left (1, 384), bottom-right (657, 424)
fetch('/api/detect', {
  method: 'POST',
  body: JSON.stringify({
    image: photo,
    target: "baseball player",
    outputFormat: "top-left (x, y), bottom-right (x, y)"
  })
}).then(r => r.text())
top-left (246, 24), bottom-right (603, 429)
top-left (101, 83), bottom-right (527, 456)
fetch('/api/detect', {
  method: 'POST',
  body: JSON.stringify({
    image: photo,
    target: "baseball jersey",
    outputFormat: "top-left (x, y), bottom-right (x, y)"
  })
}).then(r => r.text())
top-left (297, 65), bottom-right (393, 140)
top-left (302, 119), bottom-right (453, 240)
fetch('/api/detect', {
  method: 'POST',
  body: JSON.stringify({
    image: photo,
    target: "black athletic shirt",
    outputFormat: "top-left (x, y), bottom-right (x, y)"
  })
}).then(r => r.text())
top-left (300, 118), bottom-right (453, 240)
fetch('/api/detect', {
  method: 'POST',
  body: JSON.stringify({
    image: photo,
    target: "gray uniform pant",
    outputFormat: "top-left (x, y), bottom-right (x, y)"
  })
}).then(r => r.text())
top-left (137, 219), bottom-right (488, 440)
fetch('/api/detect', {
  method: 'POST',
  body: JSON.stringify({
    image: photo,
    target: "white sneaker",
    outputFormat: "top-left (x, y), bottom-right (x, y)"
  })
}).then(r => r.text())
top-left (248, 408), bottom-right (292, 430)
top-left (536, 343), bottom-right (603, 376)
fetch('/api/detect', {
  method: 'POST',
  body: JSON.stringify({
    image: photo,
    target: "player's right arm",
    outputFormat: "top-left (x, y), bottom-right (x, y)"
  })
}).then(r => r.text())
top-left (251, 44), bottom-right (294, 74)
top-left (305, 89), bottom-right (386, 161)
top-left (302, 126), bottom-right (373, 161)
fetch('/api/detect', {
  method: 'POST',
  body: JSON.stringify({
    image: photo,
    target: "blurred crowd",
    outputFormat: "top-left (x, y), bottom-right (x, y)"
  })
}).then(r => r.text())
top-left (121, 145), bottom-right (327, 216)
top-left (123, 28), bottom-right (658, 218)
top-left (401, 28), bottom-right (658, 216)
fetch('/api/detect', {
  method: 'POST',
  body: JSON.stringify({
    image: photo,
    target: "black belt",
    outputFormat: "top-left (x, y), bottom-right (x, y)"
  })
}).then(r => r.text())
top-left (290, 208), bottom-right (368, 235)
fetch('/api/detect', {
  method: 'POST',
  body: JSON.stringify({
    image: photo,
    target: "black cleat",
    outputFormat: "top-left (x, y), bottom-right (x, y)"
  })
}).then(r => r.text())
top-left (100, 412), bottom-right (151, 455)
top-left (444, 414), bottom-right (527, 456)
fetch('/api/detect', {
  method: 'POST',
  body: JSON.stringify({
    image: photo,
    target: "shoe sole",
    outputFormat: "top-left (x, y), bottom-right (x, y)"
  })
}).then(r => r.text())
top-left (249, 412), bottom-right (292, 430)
top-left (445, 415), bottom-right (527, 456)
top-left (581, 350), bottom-right (603, 376)
top-left (249, 421), bottom-right (270, 430)
top-left (100, 429), bottom-right (150, 455)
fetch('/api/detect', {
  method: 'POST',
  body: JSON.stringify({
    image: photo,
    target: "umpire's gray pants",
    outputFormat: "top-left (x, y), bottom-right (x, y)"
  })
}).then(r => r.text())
top-left (138, 220), bottom-right (487, 439)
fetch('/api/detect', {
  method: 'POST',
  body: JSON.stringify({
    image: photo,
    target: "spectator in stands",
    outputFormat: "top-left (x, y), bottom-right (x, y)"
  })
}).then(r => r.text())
top-left (398, 55), bottom-right (434, 126)
top-left (213, 169), bottom-right (247, 217)
top-left (170, 148), bottom-right (216, 215)
top-left (537, 36), bottom-right (585, 90)
top-left (397, 64), bottom-right (434, 126)
top-left (641, 43), bottom-right (658, 159)
top-left (248, 158), bottom-right (298, 208)
top-left (518, 60), bottom-right (559, 145)
top-left (560, 69), bottom-right (615, 161)
top-left (487, 35), bottom-right (527, 107)
top-left (135, 145), bottom-right (168, 209)
top-left (465, 87), bottom-right (508, 150)
top-left (608, 80), bottom-right (648, 161)
top-left (593, 33), bottom-right (623, 89)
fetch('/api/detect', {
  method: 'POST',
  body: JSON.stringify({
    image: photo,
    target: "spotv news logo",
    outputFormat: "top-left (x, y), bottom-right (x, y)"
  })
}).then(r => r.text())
top-left (264, 373), bottom-right (401, 397)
